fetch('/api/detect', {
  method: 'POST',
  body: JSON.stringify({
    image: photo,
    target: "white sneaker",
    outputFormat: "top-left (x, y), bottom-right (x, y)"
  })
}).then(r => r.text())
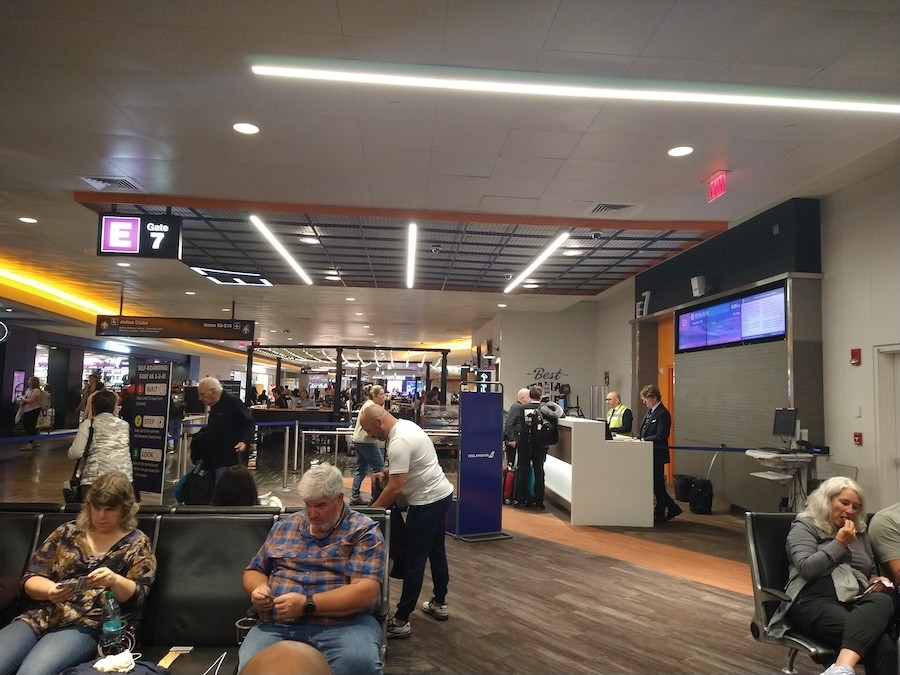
top-left (422, 597), bottom-right (448, 621)
top-left (386, 616), bottom-right (411, 639)
top-left (822, 664), bottom-right (856, 675)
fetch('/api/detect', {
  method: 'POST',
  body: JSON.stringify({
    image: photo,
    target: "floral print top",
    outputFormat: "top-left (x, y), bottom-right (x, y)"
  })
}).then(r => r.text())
top-left (18, 522), bottom-right (156, 636)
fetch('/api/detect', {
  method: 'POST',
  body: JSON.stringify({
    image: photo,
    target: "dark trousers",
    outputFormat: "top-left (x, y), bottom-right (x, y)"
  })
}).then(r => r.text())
top-left (395, 493), bottom-right (452, 622)
top-left (515, 445), bottom-right (547, 505)
top-left (653, 455), bottom-right (676, 519)
top-left (789, 582), bottom-right (896, 675)
top-left (22, 408), bottom-right (41, 436)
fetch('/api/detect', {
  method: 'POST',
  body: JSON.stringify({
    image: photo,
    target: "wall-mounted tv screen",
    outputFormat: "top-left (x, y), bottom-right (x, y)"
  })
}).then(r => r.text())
top-left (676, 283), bottom-right (786, 353)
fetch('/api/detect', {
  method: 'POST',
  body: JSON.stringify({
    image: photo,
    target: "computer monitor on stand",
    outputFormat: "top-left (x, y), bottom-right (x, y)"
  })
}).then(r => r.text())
top-left (773, 408), bottom-right (798, 452)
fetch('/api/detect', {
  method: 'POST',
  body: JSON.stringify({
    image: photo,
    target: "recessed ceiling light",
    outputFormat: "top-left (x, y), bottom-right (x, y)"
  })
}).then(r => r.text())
top-left (355, 312), bottom-right (363, 316)
top-left (562, 249), bottom-right (582, 257)
top-left (363, 325), bottom-right (370, 328)
top-left (233, 122), bottom-right (259, 134)
top-left (523, 283), bottom-right (540, 289)
top-left (346, 297), bottom-right (355, 302)
top-left (497, 303), bottom-right (507, 308)
top-left (368, 333), bottom-right (374, 336)
top-left (221, 308), bottom-right (230, 312)
top-left (668, 146), bottom-right (693, 157)
top-left (270, 329), bottom-right (277, 333)
top-left (325, 276), bottom-right (341, 281)
top-left (19, 217), bottom-right (37, 224)
top-left (5, 308), bottom-right (12, 312)
top-left (300, 237), bottom-right (320, 245)
top-left (116, 262), bottom-right (131, 267)
top-left (185, 291), bottom-right (196, 295)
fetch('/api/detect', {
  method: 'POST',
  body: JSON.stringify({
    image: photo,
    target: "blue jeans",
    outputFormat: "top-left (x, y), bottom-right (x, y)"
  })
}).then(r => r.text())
top-left (351, 442), bottom-right (385, 500)
top-left (238, 616), bottom-right (382, 675)
top-left (0, 619), bottom-right (99, 675)
top-left (396, 493), bottom-right (452, 622)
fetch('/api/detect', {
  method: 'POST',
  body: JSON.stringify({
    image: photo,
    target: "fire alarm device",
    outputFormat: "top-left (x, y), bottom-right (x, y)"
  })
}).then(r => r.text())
top-left (850, 348), bottom-right (861, 366)
top-left (853, 432), bottom-right (863, 446)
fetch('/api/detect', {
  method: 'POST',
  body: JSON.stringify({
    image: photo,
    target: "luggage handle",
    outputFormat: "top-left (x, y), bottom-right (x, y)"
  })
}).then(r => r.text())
top-left (706, 447), bottom-right (722, 480)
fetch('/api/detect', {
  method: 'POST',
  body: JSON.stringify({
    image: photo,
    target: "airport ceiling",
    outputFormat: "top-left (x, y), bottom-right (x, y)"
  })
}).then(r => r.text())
top-left (1, 1), bottom-right (898, 362)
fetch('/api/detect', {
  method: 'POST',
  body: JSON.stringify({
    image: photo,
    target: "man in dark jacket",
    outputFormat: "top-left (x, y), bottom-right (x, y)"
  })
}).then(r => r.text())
top-left (638, 384), bottom-right (681, 524)
top-left (197, 377), bottom-right (255, 480)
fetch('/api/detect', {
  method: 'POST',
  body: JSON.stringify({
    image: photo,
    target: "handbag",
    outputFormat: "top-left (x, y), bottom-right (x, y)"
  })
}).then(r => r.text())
top-left (63, 421), bottom-right (94, 504)
top-left (14, 404), bottom-right (23, 425)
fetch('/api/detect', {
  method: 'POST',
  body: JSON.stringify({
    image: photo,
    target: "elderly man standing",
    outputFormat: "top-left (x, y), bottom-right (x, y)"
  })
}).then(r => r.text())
top-left (239, 463), bottom-right (386, 675)
top-left (361, 405), bottom-right (454, 640)
top-left (503, 387), bottom-right (530, 467)
top-left (196, 377), bottom-right (256, 480)
top-left (605, 391), bottom-right (633, 434)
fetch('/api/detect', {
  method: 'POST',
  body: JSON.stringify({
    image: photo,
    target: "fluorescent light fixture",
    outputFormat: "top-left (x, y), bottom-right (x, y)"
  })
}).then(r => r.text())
top-left (562, 249), bottom-right (582, 256)
top-left (522, 283), bottom-right (540, 289)
top-left (249, 214), bottom-right (313, 285)
top-left (668, 146), bottom-right (694, 157)
top-left (407, 222), bottom-right (417, 289)
top-left (505, 231), bottom-right (570, 293)
top-left (19, 217), bottom-right (37, 224)
top-left (497, 303), bottom-right (507, 308)
top-left (346, 297), bottom-right (355, 301)
top-left (233, 122), bottom-right (259, 134)
top-left (325, 275), bottom-right (341, 281)
top-left (185, 291), bottom-right (196, 295)
top-left (116, 262), bottom-right (131, 267)
top-left (251, 58), bottom-right (900, 115)
top-left (300, 237), bottom-right (319, 245)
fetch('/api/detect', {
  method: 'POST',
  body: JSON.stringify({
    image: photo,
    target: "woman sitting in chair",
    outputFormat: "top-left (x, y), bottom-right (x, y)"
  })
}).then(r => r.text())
top-left (769, 476), bottom-right (896, 675)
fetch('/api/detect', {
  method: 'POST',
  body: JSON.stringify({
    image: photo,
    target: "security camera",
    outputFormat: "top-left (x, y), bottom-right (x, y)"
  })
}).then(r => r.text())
top-left (503, 273), bottom-right (513, 280)
top-left (431, 246), bottom-right (442, 254)
top-left (591, 232), bottom-right (604, 240)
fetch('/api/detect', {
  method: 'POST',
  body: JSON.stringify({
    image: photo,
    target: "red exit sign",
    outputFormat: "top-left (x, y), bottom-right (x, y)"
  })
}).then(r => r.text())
top-left (708, 170), bottom-right (727, 202)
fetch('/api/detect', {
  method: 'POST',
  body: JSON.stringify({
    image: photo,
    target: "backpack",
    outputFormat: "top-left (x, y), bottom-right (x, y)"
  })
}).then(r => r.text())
top-left (524, 403), bottom-right (562, 449)
top-left (39, 389), bottom-right (52, 412)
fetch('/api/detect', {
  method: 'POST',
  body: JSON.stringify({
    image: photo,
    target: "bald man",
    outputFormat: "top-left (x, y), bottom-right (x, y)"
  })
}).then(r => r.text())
top-left (605, 391), bottom-right (633, 434)
top-left (361, 406), bottom-right (453, 640)
top-left (503, 388), bottom-right (530, 466)
top-left (240, 641), bottom-right (332, 675)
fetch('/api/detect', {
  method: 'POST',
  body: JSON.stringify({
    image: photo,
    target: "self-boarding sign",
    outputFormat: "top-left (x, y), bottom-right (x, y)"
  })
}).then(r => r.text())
top-left (96, 316), bottom-right (255, 341)
top-left (97, 214), bottom-right (183, 259)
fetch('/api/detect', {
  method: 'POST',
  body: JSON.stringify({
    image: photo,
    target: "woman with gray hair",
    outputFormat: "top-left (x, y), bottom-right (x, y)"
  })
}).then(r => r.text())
top-left (768, 476), bottom-right (896, 675)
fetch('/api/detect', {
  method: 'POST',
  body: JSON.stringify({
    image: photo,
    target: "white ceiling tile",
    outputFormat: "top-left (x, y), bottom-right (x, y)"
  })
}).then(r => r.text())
top-left (446, 0), bottom-right (558, 48)
top-left (500, 129), bottom-right (582, 159)
top-left (429, 152), bottom-right (497, 178)
top-left (543, 0), bottom-right (671, 56)
top-left (478, 196), bottom-right (538, 215)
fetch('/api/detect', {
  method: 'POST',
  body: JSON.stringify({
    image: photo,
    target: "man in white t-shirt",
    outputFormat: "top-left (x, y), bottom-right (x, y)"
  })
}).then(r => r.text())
top-left (362, 406), bottom-right (454, 640)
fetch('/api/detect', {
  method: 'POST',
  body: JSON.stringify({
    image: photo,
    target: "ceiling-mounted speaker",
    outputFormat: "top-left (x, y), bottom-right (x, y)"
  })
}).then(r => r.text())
top-left (691, 275), bottom-right (707, 298)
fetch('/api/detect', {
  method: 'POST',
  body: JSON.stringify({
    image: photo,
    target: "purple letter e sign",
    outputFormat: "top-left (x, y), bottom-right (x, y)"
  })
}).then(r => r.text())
top-left (99, 216), bottom-right (141, 254)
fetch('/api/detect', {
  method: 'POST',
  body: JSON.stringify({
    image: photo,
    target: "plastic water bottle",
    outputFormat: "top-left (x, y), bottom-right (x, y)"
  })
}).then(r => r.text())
top-left (100, 590), bottom-right (124, 653)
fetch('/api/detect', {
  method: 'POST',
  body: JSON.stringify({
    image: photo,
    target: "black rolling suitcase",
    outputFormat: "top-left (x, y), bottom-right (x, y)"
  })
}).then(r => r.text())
top-left (689, 451), bottom-right (718, 515)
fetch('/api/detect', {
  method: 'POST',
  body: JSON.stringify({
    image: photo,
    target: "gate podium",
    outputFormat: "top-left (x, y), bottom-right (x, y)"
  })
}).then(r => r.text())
top-left (447, 388), bottom-right (510, 541)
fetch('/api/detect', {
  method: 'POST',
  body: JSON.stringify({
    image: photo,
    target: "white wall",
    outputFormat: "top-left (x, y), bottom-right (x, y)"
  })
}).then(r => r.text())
top-left (495, 302), bottom-right (598, 410)
top-left (592, 278), bottom-right (636, 408)
top-left (820, 162), bottom-right (900, 509)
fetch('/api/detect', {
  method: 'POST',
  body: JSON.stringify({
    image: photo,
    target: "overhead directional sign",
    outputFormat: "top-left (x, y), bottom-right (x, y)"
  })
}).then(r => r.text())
top-left (476, 369), bottom-right (492, 393)
top-left (97, 214), bottom-right (183, 259)
top-left (96, 315), bottom-right (255, 340)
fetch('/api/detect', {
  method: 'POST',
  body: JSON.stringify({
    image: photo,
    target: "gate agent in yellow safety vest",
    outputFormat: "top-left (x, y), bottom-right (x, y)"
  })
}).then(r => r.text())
top-left (605, 391), bottom-right (633, 434)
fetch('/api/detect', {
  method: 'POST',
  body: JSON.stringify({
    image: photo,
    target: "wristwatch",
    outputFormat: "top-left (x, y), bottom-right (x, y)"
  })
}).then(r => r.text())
top-left (303, 594), bottom-right (317, 617)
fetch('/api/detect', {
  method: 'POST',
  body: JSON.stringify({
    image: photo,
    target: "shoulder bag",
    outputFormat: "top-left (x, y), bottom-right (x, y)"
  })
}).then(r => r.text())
top-left (63, 421), bottom-right (94, 503)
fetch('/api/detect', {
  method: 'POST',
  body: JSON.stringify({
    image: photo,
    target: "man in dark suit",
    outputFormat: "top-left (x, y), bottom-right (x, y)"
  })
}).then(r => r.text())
top-left (639, 384), bottom-right (682, 524)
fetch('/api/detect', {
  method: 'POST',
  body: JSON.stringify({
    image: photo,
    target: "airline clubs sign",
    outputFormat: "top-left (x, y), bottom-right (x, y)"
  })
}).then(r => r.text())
top-left (96, 316), bottom-right (255, 341)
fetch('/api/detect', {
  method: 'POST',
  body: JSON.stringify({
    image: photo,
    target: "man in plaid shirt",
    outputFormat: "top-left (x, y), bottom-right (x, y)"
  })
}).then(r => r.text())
top-left (238, 463), bottom-right (386, 675)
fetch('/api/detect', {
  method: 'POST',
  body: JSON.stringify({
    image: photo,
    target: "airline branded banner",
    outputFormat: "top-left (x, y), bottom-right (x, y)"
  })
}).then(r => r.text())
top-left (96, 315), bottom-right (255, 340)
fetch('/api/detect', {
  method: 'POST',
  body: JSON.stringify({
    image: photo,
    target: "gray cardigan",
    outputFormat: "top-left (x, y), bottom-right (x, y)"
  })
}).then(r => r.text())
top-left (767, 515), bottom-right (877, 638)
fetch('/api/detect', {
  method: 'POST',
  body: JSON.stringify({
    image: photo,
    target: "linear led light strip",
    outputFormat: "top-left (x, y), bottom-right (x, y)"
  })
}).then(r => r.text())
top-left (251, 60), bottom-right (900, 115)
top-left (407, 222), bottom-right (417, 289)
top-left (249, 214), bottom-right (313, 285)
top-left (505, 231), bottom-right (570, 294)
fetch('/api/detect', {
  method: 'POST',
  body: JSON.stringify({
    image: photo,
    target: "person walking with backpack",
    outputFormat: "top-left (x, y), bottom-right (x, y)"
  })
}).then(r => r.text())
top-left (17, 376), bottom-right (44, 451)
